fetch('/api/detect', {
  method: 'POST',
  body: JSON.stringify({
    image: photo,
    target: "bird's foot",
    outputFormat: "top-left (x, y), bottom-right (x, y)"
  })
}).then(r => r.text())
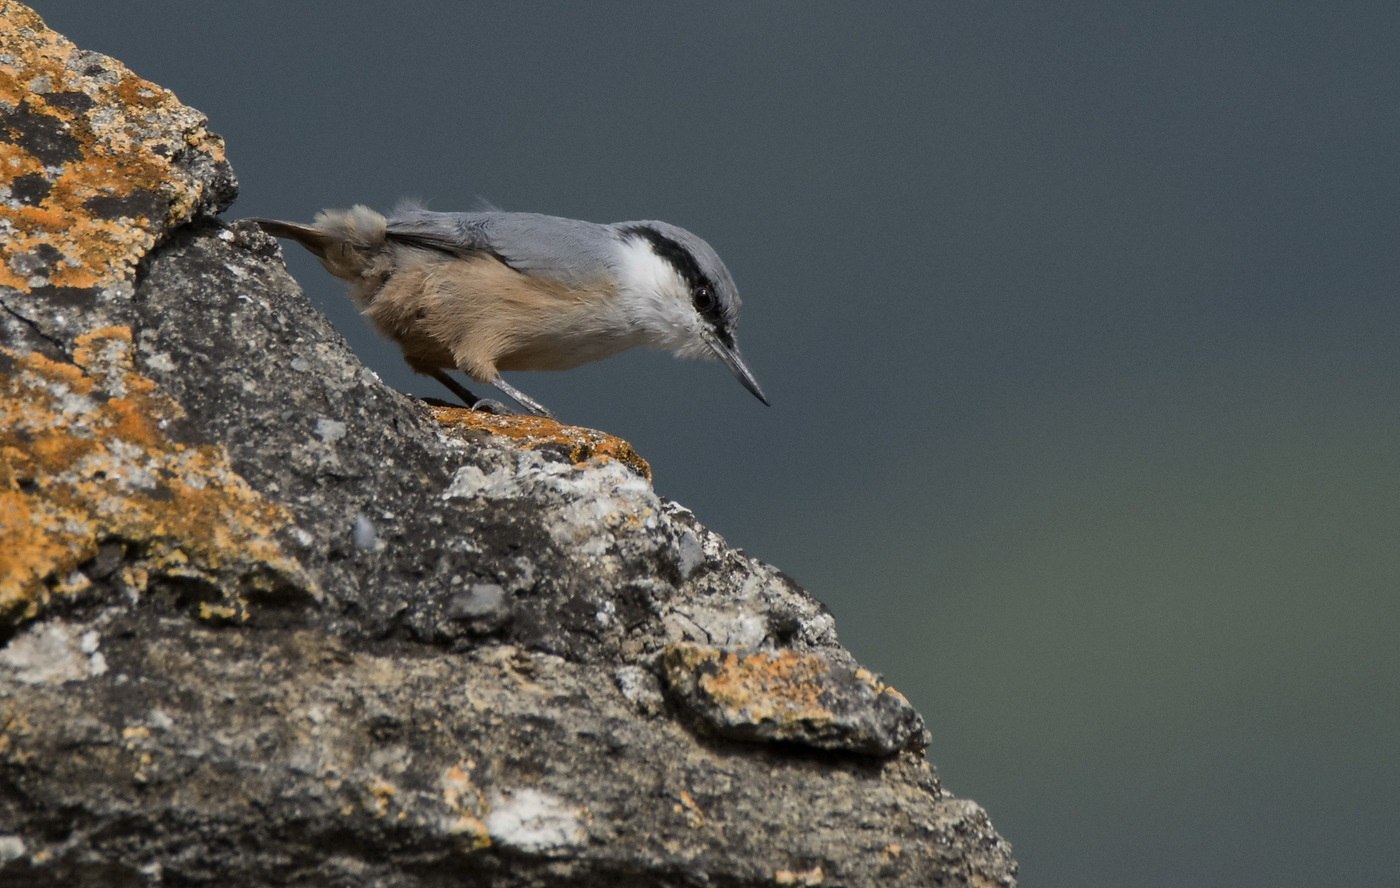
top-left (492, 377), bottom-right (555, 419)
top-left (469, 398), bottom-right (511, 415)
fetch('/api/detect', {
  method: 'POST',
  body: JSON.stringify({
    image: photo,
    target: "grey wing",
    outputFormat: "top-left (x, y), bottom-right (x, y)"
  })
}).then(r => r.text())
top-left (384, 207), bottom-right (619, 287)
top-left (383, 207), bottom-right (499, 258)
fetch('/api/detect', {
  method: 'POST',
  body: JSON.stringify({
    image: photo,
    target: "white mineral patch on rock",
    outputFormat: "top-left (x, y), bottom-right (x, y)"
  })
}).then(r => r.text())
top-left (0, 622), bottom-right (88, 684)
top-left (485, 788), bottom-right (585, 853)
top-left (0, 834), bottom-right (25, 864)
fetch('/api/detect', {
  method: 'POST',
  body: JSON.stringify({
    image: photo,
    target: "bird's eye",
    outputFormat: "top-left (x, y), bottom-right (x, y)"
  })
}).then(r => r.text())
top-left (692, 286), bottom-right (715, 312)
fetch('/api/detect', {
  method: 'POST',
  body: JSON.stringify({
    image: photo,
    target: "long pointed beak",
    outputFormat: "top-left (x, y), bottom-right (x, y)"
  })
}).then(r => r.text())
top-left (705, 332), bottom-right (770, 406)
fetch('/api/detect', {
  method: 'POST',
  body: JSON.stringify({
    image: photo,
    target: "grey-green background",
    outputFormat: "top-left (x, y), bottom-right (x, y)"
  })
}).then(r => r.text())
top-left (48, 2), bottom-right (1398, 884)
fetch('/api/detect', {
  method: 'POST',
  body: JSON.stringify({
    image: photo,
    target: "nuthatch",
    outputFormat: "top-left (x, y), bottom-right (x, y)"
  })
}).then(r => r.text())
top-left (251, 204), bottom-right (768, 417)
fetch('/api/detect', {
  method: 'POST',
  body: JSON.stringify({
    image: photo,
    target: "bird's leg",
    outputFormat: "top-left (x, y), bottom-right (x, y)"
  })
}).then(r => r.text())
top-left (492, 376), bottom-right (555, 419)
top-left (427, 369), bottom-right (507, 413)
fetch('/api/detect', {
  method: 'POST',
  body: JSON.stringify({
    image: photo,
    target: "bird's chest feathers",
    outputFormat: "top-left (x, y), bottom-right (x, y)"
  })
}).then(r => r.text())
top-left (371, 253), bottom-right (643, 373)
top-left (496, 294), bottom-right (644, 371)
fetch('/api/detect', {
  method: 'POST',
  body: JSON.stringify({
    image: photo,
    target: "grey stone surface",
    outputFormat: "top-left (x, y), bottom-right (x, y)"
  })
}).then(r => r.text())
top-left (0, 4), bottom-right (1017, 885)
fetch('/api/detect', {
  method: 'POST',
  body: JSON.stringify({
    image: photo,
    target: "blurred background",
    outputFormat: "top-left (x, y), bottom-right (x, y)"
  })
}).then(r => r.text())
top-left (46, 2), bottom-right (1398, 884)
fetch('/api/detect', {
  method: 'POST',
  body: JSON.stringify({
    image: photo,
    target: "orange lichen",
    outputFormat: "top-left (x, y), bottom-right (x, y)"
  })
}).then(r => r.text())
top-left (686, 647), bottom-right (828, 719)
top-left (0, 1), bottom-right (228, 294)
top-left (664, 643), bottom-right (914, 729)
top-left (430, 405), bottom-right (653, 481)
top-left (366, 778), bottom-right (398, 818)
top-left (0, 325), bottom-right (311, 625)
top-left (441, 762), bottom-right (493, 849)
top-left (774, 866), bottom-right (825, 886)
top-left (674, 790), bottom-right (706, 829)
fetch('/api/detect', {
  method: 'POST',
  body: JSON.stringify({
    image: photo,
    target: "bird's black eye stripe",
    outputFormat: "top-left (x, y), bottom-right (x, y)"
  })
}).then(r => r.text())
top-left (623, 225), bottom-right (726, 330)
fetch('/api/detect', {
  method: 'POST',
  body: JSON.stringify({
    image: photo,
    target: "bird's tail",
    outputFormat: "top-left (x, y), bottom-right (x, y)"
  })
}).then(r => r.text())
top-left (251, 205), bottom-right (387, 281)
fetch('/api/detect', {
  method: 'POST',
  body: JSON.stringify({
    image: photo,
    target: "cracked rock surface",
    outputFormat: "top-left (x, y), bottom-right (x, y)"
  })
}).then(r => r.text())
top-left (0, 4), bottom-right (1017, 886)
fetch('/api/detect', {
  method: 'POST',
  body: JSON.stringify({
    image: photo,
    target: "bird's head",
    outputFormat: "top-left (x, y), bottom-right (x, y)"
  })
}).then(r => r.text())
top-left (614, 221), bottom-right (769, 405)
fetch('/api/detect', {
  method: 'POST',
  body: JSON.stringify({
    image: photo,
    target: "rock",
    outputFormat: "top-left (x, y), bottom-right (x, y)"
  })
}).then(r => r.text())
top-left (445, 581), bottom-right (511, 634)
top-left (662, 642), bottom-right (930, 756)
top-left (0, 3), bottom-right (1017, 886)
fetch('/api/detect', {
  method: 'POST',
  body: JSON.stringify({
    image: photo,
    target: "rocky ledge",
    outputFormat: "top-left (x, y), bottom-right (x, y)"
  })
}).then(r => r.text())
top-left (0, 4), bottom-right (1016, 885)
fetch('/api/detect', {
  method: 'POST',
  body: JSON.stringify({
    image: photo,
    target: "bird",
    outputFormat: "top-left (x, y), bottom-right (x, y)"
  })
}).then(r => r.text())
top-left (249, 203), bottom-right (768, 418)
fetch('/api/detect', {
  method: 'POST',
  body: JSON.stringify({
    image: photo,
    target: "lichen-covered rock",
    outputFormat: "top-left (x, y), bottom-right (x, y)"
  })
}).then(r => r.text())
top-left (0, 4), bottom-right (1017, 886)
top-left (662, 642), bottom-right (930, 756)
top-left (0, 0), bottom-right (235, 346)
top-left (432, 407), bottom-right (653, 481)
top-left (0, 325), bottom-right (314, 626)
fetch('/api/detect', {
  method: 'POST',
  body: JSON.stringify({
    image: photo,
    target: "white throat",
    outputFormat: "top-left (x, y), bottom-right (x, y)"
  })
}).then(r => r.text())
top-left (612, 233), bottom-right (708, 356)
